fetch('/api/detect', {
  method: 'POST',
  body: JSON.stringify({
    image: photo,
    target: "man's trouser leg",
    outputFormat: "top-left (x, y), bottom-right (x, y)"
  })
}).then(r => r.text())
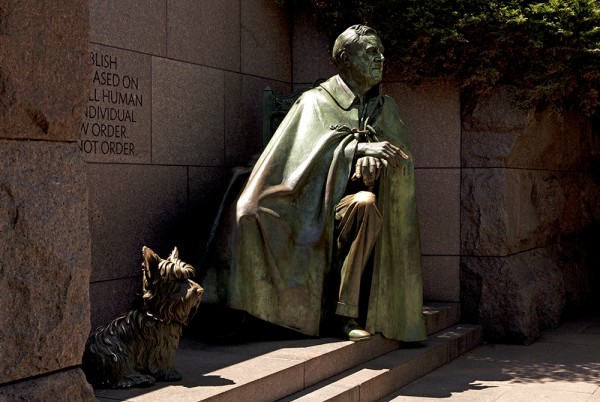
top-left (334, 191), bottom-right (383, 318)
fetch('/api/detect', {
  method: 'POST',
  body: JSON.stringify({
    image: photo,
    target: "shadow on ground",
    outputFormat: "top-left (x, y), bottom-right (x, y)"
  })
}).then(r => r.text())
top-left (381, 312), bottom-right (600, 400)
top-left (93, 304), bottom-right (329, 401)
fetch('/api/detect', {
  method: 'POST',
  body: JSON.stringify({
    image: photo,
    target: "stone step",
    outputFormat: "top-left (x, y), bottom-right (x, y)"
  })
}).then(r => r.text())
top-left (94, 303), bottom-right (469, 402)
top-left (279, 323), bottom-right (483, 402)
top-left (423, 302), bottom-right (461, 335)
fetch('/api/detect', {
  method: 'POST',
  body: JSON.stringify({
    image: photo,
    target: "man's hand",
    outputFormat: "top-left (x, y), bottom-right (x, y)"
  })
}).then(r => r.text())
top-left (352, 156), bottom-right (381, 187)
top-left (356, 141), bottom-right (409, 168)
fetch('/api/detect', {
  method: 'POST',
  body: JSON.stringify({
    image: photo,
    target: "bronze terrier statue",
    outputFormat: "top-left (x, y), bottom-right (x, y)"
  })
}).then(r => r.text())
top-left (82, 246), bottom-right (203, 388)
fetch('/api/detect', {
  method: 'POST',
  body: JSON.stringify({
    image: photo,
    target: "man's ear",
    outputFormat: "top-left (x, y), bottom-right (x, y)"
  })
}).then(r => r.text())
top-left (341, 51), bottom-right (351, 68)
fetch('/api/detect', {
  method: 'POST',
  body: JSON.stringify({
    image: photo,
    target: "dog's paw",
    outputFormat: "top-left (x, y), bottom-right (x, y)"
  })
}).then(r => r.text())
top-left (158, 367), bottom-right (182, 382)
top-left (114, 373), bottom-right (156, 389)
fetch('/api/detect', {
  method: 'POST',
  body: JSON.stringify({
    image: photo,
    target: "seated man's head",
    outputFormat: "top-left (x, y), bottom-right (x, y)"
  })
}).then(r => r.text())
top-left (332, 25), bottom-right (385, 95)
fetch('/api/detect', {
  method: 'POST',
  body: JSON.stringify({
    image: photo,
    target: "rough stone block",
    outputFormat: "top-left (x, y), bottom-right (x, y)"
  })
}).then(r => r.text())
top-left (558, 227), bottom-right (599, 313)
top-left (0, 0), bottom-right (90, 141)
top-left (152, 58), bottom-right (224, 166)
top-left (461, 246), bottom-right (565, 344)
top-left (558, 172), bottom-right (588, 236)
top-left (461, 130), bottom-right (522, 168)
top-left (461, 168), bottom-right (575, 256)
top-left (89, 0), bottom-right (166, 56)
top-left (387, 82), bottom-right (461, 168)
top-left (463, 104), bottom-right (588, 170)
top-left (463, 86), bottom-right (528, 134)
top-left (86, 163), bottom-right (188, 283)
top-left (508, 111), bottom-right (588, 171)
top-left (241, 0), bottom-right (291, 81)
top-left (0, 368), bottom-right (95, 402)
top-left (415, 168), bottom-right (460, 255)
top-left (0, 141), bottom-right (91, 383)
top-left (167, 0), bottom-right (240, 71)
top-left (80, 44), bottom-right (152, 164)
top-left (582, 173), bottom-right (600, 222)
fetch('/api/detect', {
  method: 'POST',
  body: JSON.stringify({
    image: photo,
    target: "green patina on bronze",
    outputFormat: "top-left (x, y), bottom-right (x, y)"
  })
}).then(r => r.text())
top-left (232, 74), bottom-right (426, 341)
top-left (203, 25), bottom-right (426, 342)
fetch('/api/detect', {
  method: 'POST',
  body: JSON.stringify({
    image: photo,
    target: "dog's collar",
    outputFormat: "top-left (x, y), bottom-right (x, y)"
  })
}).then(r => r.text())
top-left (145, 310), bottom-right (189, 325)
top-left (145, 311), bottom-right (164, 322)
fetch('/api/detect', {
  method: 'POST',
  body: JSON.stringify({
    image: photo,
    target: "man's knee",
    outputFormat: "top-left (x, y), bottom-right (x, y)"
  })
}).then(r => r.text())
top-left (353, 191), bottom-right (377, 208)
top-left (352, 191), bottom-right (383, 225)
top-left (336, 191), bottom-right (382, 224)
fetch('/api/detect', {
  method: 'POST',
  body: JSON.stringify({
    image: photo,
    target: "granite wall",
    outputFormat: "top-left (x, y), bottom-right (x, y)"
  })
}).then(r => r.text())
top-left (85, 1), bottom-right (595, 346)
top-left (461, 87), bottom-right (598, 343)
top-left (1, 3), bottom-right (594, 401)
top-left (85, 0), bottom-right (294, 329)
top-left (86, 1), bottom-right (463, 330)
top-left (0, 0), bottom-right (95, 400)
top-left (291, 6), bottom-right (598, 342)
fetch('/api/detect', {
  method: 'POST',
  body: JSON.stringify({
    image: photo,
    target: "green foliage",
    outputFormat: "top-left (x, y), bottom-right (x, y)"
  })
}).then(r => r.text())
top-left (307, 0), bottom-right (600, 114)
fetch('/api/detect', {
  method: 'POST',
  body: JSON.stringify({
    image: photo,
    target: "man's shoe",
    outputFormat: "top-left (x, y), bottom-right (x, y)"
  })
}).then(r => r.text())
top-left (341, 318), bottom-right (371, 341)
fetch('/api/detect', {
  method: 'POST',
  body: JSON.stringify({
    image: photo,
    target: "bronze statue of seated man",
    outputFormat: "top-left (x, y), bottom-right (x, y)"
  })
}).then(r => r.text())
top-left (204, 25), bottom-right (426, 343)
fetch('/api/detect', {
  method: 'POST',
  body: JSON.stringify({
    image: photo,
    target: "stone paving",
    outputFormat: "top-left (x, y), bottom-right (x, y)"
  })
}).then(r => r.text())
top-left (383, 312), bottom-right (600, 402)
top-left (93, 309), bottom-right (600, 401)
top-left (93, 303), bottom-right (478, 401)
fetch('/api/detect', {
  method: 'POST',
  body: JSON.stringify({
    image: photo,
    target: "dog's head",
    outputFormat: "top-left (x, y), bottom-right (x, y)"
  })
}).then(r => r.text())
top-left (141, 246), bottom-right (203, 325)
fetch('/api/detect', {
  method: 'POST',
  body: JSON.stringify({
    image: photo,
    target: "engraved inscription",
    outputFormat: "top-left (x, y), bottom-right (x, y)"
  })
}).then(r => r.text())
top-left (80, 50), bottom-right (147, 161)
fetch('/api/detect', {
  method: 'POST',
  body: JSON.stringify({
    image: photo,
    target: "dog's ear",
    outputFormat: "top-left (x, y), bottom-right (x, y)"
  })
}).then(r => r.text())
top-left (169, 247), bottom-right (179, 261)
top-left (158, 246), bottom-right (196, 280)
top-left (142, 246), bottom-right (160, 284)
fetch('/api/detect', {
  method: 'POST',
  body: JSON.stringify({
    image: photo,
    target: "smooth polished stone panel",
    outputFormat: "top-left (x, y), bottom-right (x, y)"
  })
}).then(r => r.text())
top-left (387, 81), bottom-right (461, 169)
top-left (241, 0), bottom-right (291, 81)
top-left (224, 72), bottom-right (291, 167)
top-left (186, 166), bottom-right (232, 266)
top-left (89, 0), bottom-right (167, 56)
top-left (422, 256), bottom-right (460, 302)
top-left (415, 168), bottom-right (460, 256)
top-left (89, 277), bottom-right (141, 330)
top-left (81, 44), bottom-right (151, 164)
top-left (152, 58), bottom-right (224, 166)
top-left (87, 163), bottom-right (188, 283)
top-left (291, 1), bottom-right (337, 84)
top-left (167, 0), bottom-right (240, 71)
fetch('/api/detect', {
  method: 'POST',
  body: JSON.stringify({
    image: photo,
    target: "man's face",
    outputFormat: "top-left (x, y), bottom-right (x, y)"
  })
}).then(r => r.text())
top-left (347, 34), bottom-right (385, 91)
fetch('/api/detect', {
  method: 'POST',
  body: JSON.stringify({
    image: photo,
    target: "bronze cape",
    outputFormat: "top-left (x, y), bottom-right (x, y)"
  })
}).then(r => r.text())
top-left (209, 75), bottom-right (426, 342)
